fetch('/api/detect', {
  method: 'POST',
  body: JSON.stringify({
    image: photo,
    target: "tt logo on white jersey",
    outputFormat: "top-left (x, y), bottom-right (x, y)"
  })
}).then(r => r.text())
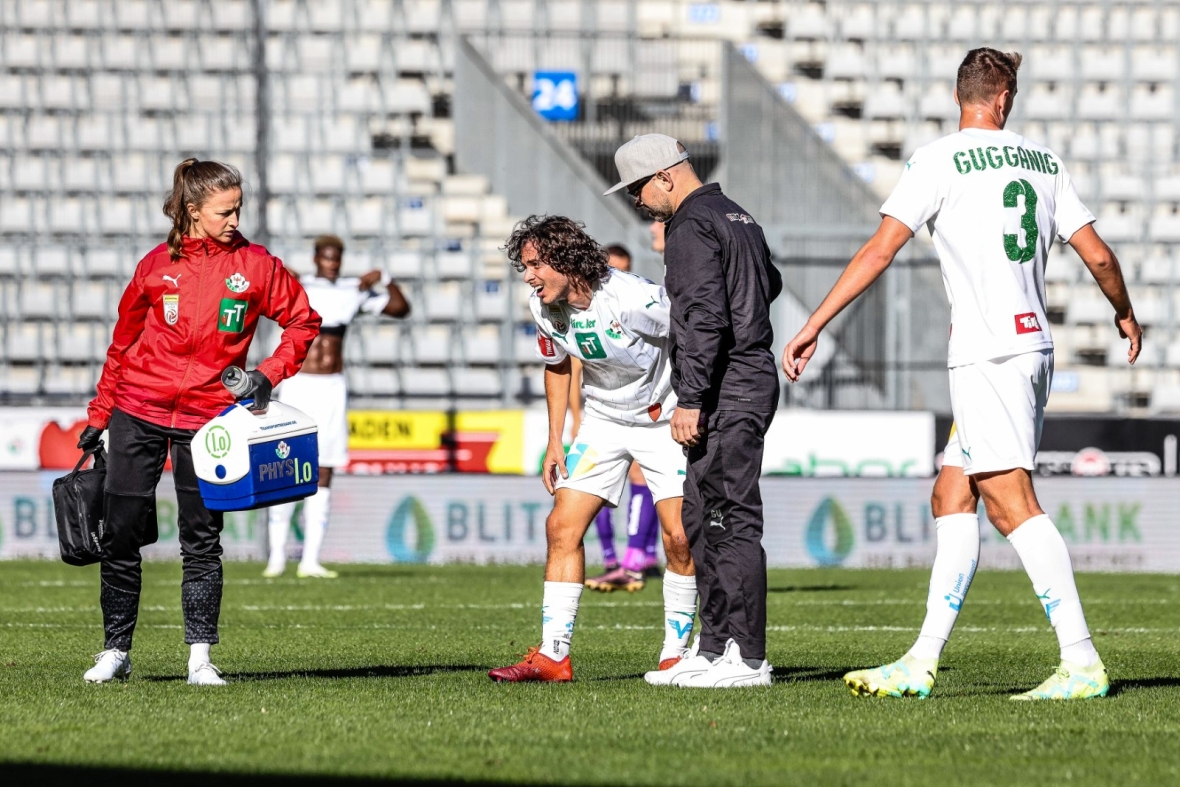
top-left (163, 273), bottom-right (182, 287)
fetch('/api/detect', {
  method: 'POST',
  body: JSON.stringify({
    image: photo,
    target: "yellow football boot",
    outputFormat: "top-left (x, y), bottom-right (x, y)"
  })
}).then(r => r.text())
top-left (1011, 660), bottom-right (1109, 701)
top-left (844, 654), bottom-right (938, 699)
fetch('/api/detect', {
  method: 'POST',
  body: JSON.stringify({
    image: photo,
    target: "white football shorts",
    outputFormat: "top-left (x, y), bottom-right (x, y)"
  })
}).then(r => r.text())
top-left (943, 349), bottom-right (1053, 475)
top-left (273, 372), bottom-right (350, 468)
top-left (556, 415), bottom-right (685, 505)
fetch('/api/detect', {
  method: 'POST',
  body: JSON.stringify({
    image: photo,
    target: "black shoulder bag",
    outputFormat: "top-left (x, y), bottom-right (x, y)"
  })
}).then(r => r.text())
top-left (52, 445), bottom-right (107, 566)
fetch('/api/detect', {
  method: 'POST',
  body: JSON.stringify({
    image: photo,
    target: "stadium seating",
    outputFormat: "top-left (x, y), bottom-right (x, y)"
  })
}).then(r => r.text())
top-left (652, 0), bottom-right (1180, 414)
top-left (0, 0), bottom-right (542, 408)
top-left (3, 0), bottom-right (1180, 414)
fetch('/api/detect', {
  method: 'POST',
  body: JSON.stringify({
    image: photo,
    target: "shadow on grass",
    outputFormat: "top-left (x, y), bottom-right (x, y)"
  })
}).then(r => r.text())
top-left (954, 676), bottom-right (1180, 698)
top-left (767, 585), bottom-right (855, 593)
top-left (954, 686), bottom-right (1029, 697)
top-left (3, 762), bottom-right (512, 786)
top-left (583, 665), bottom-right (868, 685)
top-left (142, 664), bottom-right (488, 683)
top-left (772, 667), bottom-right (858, 684)
top-left (1109, 677), bottom-right (1180, 697)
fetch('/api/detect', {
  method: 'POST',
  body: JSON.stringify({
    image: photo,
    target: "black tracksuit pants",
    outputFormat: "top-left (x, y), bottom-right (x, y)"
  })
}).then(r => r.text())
top-left (682, 409), bottom-right (775, 662)
top-left (100, 408), bottom-right (225, 651)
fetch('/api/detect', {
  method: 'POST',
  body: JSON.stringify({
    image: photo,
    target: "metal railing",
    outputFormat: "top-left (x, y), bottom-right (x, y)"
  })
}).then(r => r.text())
top-left (719, 42), bottom-right (951, 410)
top-left (453, 35), bottom-right (656, 274)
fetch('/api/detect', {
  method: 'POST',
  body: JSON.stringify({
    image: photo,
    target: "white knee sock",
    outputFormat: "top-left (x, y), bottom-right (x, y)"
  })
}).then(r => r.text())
top-left (1007, 514), bottom-right (1100, 667)
top-left (267, 502), bottom-right (296, 567)
top-left (909, 513), bottom-right (980, 661)
top-left (189, 642), bottom-right (211, 671)
top-left (661, 570), bottom-right (698, 661)
top-left (298, 487), bottom-right (332, 570)
top-left (539, 581), bottom-right (582, 661)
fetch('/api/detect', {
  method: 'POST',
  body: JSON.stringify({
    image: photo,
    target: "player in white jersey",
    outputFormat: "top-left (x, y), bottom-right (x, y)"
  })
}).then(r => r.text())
top-left (783, 49), bottom-right (1141, 700)
top-left (264, 235), bottom-right (410, 578)
top-left (578, 241), bottom-right (666, 591)
top-left (488, 215), bottom-right (698, 683)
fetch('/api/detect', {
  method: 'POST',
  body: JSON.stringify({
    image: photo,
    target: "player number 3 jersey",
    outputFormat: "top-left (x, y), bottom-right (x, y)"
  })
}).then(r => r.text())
top-left (880, 128), bottom-right (1096, 367)
top-left (530, 269), bottom-right (676, 425)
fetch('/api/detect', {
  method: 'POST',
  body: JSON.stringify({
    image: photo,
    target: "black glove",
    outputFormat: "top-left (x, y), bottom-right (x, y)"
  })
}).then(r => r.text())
top-left (77, 425), bottom-right (104, 450)
top-left (242, 370), bottom-right (273, 411)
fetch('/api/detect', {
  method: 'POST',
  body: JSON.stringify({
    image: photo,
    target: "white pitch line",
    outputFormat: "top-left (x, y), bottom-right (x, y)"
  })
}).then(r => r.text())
top-left (4, 621), bottom-right (1177, 636)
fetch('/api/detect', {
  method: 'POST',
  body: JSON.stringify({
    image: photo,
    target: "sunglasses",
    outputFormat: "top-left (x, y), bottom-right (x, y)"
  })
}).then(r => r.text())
top-left (626, 175), bottom-right (655, 199)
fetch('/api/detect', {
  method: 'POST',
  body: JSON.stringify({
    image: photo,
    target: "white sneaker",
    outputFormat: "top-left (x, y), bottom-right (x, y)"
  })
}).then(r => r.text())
top-left (679, 639), bottom-right (772, 688)
top-left (296, 564), bottom-right (338, 579)
top-left (84, 649), bottom-right (131, 683)
top-left (188, 662), bottom-right (227, 686)
top-left (648, 654), bottom-right (714, 686)
top-left (262, 558), bottom-right (285, 578)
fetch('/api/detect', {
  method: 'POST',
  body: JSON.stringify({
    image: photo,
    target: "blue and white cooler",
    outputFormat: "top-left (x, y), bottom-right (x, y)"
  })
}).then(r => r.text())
top-left (192, 401), bottom-right (320, 511)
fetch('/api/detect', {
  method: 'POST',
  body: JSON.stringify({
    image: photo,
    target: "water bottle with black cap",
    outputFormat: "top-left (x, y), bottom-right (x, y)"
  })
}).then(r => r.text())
top-left (222, 366), bottom-right (272, 411)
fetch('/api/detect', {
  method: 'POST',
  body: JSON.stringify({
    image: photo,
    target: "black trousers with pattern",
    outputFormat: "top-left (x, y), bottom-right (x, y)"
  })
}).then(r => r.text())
top-left (681, 409), bottom-right (775, 662)
top-left (100, 408), bottom-right (225, 650)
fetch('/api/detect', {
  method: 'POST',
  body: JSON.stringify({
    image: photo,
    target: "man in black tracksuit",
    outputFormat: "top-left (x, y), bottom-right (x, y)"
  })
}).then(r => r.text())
top-left (605, 134), bottom-right (781, 685)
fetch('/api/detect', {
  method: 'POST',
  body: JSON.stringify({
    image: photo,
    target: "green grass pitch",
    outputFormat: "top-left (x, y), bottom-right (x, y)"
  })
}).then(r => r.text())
top-left (1, 560), bottom-right (1178, 786)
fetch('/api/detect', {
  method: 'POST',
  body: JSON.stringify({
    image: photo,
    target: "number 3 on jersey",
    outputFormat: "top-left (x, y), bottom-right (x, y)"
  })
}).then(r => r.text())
top-left (1003, 179), bottom-right (1039, 263)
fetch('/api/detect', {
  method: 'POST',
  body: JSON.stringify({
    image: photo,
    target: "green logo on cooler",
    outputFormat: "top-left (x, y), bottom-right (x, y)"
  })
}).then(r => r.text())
top-left (275, 441), bottom-right (290, 459)
top-left (206, 425), bottom-right (232, 459)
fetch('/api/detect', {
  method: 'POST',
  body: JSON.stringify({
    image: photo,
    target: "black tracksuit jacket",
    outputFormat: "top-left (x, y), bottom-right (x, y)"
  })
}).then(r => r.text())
top-left (663, 183), bottom-right (783, 413)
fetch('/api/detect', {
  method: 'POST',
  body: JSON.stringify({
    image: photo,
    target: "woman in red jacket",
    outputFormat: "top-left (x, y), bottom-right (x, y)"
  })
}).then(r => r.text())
top-left (77, 159), bottom-right (321, 686)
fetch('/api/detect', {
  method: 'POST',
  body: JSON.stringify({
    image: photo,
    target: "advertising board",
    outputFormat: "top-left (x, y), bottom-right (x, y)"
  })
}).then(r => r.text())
top-left (4, 474), bottom-right (1175, 573)
top-left (936, 414), bottom-right (1180, 477)
top-left (3, 408), bottom-right (938, 478)
top-left (761, 411), bottom-right (934, 476)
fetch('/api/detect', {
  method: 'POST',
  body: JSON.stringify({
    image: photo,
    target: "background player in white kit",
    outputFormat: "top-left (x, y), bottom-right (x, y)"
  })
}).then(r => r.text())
top-left (264, 235), bottom-right (410, 578)
top-left (783, 49), bottom-right (1141, 700)
top-left (488, 215), bottom-right (698, 683)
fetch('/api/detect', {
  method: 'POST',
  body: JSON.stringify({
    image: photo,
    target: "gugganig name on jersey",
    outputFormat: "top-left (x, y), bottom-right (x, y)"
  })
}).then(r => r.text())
top-left (951, 145), bottom-right (1060, 176)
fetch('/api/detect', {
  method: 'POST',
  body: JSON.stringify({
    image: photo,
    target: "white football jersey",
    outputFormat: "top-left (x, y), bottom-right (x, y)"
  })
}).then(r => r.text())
top-left (881, 128), bottom-right (1095, 367)
top-left (300, 275), bottom-right (390, 330)
top-left (530, 269), bottom-right (676, 425)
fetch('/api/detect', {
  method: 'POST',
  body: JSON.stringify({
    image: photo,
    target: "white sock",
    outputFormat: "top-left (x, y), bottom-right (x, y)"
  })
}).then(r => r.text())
top-left (539, 581), bottom-right (582, 661)
top-left (661, 570), bottom-right (697, 661)
top-left (267, 502), bottom-right (296, 567)
top-left (1007, 514), bottom-right (1100, 667)
top-left (909, 513), bottom-right (980, 662)
top-left (298, 487), bottom-right (331, 570)
top-left (189, 642), bottom-right (211, 671)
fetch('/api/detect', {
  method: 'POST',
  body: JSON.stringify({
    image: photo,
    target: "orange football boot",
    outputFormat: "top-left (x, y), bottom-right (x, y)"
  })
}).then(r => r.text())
top-left (488, 646), bottom-right (573, 683)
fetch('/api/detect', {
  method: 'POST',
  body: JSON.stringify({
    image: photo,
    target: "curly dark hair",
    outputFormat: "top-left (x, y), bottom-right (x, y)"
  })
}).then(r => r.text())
top-left (504, 215), bottom-right (610, 287)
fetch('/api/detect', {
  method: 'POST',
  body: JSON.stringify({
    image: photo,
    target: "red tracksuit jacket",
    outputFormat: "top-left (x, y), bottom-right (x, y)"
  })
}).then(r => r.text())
top-left (87, 232), bottom-right (322, 431)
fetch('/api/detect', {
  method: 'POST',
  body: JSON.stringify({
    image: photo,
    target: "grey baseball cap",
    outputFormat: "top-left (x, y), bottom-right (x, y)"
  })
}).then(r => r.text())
top-left (604, 134), bottom-right (690, 196)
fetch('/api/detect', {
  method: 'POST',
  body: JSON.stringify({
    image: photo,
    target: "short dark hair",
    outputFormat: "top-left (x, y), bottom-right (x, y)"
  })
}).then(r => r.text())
top-left (314, 234), bottom-right (344, 256)
top-left (606, 244), bottom-right (631, 261)
top-left (957, 48), bottom-right (1022, 106)
top-left (504, 215), bottom-right (610, 287)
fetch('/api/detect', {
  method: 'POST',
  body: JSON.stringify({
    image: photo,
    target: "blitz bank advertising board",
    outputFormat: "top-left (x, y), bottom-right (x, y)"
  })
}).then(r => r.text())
top-left (2, 473), bottom-right (1175, 572)
top-left (2, 406), bottom-right (1175, 570)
